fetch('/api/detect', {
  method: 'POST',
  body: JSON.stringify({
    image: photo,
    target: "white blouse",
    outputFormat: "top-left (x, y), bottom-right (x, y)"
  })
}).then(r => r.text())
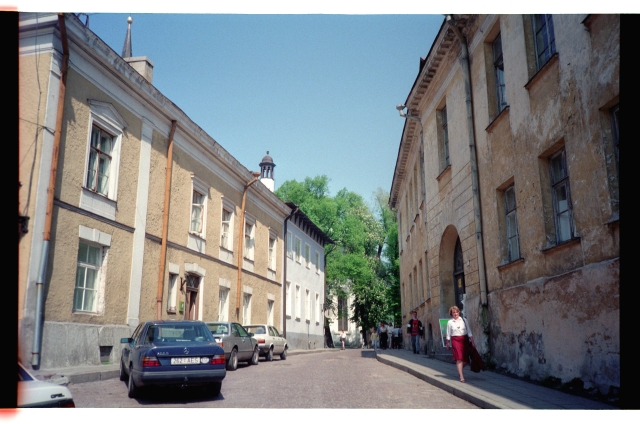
top-left (446, 317), bottom-right (473, 340)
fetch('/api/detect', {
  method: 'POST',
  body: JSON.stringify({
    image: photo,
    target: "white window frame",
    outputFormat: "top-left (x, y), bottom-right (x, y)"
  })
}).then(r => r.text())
top-left (315, 292), bottom-right (320, 324)
top-left (286, 281), bottom-right (291, 318)
top-left (189, 174), bottom-right (208, 238)
top-left (294, 237), bottom-right (302, 263)
top-left (244, 215), bottom-right (256, 261)
top-left (305, 289), bottom-right (310, 321)
top-left (218, 278), bottom-right (231, 321)
top-left (80, 101), bottom-right (127, 220)
top-left (295, 284), bottom-right (301, 319)
top-left (243, 286), bottom-right (253, 325)
top-left (532, 14), bottom-right (556, 71)
top-left (268, 231), bottom-right (277, 271)
top-left (267, 294), bottom-right (275, 326)
top-left (504, 184), bottom-right (521, 261)
top-left (549, 148), bottom-right (575, 243)
top-left (73, 225), bottom-right (111, 315)
top-left (286, 231), bottom-right (292, 258)
top-left (220, 207), bottom-right (233, 251)
top-left (167, 273), bottom-right (178, 313)
top-left (315, 251), bottom-right (320, 274)
top-left (304, 244), bottom-right (311, 268)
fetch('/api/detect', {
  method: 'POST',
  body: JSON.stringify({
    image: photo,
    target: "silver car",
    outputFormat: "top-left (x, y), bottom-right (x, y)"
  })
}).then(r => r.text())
top-left (205, 322), bottom-right (259, 371)
top-left (243, 324), bottom-right (288, 361)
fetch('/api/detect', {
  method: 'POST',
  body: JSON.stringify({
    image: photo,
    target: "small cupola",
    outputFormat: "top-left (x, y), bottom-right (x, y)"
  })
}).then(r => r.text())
top-left (259, 151), bottom-right (276, 192)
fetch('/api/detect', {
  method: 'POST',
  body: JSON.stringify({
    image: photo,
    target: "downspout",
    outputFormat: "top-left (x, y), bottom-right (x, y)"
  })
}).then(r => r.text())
top-left (446, 15), bottom-right (488, 307)
top-left (156, 120), bottom-right (177, 320)
top-left (282, 205), bottom-right (298, 339)
top-left (31, 13), bottom-right (69, 369)
top-left (235, 172), bottom-right (261, 320)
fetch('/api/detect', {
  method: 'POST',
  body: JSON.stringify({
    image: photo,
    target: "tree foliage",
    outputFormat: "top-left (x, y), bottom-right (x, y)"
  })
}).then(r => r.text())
top-left (275, 176), bottom-right (400, 334)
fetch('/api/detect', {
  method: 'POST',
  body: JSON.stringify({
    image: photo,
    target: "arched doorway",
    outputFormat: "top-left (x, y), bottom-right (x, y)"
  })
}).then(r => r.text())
top-left (453, 237), bottom-right (466, 314)
top-left (185, 273), bottom-right (200, 320)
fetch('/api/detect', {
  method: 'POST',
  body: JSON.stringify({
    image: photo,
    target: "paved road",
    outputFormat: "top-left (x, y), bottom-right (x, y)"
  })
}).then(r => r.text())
top-left (68, 349), bottom-right (478, 408)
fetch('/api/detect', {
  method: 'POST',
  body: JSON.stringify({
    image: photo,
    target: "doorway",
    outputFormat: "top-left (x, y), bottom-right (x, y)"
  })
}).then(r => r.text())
top-left (185, 273), bottom-right (200, 320)
top-left (453, 237), bottom-right (465, 314)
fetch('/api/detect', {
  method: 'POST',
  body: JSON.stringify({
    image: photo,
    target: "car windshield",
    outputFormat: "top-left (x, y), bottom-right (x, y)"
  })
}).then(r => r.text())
top-left (146, 323), bottom-right (214, 344)
top-left (207, 323), bottom-right (229, 336)
top-left (245, 326), bottom-right (265, 334)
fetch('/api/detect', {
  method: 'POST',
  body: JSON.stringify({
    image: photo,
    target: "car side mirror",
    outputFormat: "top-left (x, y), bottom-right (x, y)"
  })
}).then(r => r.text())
top-left (249, 332), bottom-right (254, 337)
top-left (121, 337), bottom-right (133, 343)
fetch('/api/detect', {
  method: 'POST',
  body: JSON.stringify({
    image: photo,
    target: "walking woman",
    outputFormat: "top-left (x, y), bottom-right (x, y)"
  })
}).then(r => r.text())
top-left (378, 321), bottom-right (388, 350)
top-left (445, 306), bottom-right (474, 383)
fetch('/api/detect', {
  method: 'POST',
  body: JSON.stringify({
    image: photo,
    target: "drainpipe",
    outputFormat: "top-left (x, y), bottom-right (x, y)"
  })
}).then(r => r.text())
top-left (31, 13), bottom-right (69, 369)
top-left (282, 205), bottom-right (298, 339)
top-left (156, 120), bottom-right (177, 320)
top-left (235, 172), bottom-right (261, 320)
top-left (446, 15), bottom-right (488, 307)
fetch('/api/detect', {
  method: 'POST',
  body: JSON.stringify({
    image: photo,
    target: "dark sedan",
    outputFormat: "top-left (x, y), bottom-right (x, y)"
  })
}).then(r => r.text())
top-left (119, 320), bottom-right (226, 398)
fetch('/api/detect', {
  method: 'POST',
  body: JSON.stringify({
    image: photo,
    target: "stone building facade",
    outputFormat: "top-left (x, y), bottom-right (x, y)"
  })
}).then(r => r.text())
top-left (390, 14), bottom-right (619, 395)
top-left (19, 13), bottom-right (290, 370)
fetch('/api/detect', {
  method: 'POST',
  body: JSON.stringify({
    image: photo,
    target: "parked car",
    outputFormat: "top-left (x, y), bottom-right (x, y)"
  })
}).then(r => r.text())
top-left (119, 320), bottom-right (226, 398)
top-left (205, 321), bottom-right (259, 371)
top-left (243, 324), bottom-right (288, 361)
top-left (18, 362), bottom-right (75, 408)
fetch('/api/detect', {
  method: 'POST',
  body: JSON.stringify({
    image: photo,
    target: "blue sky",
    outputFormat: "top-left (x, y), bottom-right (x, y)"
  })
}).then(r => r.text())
top-left (78, 12), bottom-right (444, 206)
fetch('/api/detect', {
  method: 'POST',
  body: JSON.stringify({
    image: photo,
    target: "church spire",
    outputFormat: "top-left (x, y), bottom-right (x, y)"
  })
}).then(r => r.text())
top-left (122, 16), bottom-right (133, 58)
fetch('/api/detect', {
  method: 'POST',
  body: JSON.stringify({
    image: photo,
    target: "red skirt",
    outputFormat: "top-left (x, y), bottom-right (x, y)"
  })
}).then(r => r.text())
top-left (451, 335), bottom-right (470, 362)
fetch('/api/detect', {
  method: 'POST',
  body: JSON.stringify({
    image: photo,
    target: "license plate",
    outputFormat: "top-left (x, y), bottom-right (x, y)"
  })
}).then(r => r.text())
top-left (170, 357), bottom-right (201, 365)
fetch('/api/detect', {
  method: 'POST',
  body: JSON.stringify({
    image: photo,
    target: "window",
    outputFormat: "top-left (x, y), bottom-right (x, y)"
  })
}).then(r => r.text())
top-left (73, 225), bottom-right (111, 314)
top-left (424, 252), bottom-right (431, 299)
top-left (418, 260), bottom-right (425, 303)
top-left (438, 106), bottom-right (450, 170)
top-left (315, 293), bottom-right (320, 323)
top-left (287, 231), bottom-right (292, 258)
top-left (337, 296), bottom-right (348, 331)
top-left (221, 208), bottom-right (232, 250)
top-left (268, 235), bottom-right (276, 270)
top-left (504, 185), bottom-right (521, 261)
top-left (167, 273), bottom-right (178, 313)
top-left (86, 126), bottom-right (114, 196)
top-left (493, 32), bottom-right (507, 113)
top-left (611, 105), bottom-right (620, 184)
top-left (267, 299), bottom-right (274, 326)
top-left (304, 244), bottom-right (310, 268)
top-left (549, 148), bottom-right (575, 243)
top-left (315, 252), bottom-right (320, 274)
top-left (218, 287), bottom-right (229, 321)
top-left (244, 220), bottom-right (255, 260)
top-left (74, 242), bottom-right (103, 313)
top-left (191, 190), bottom-right (205, 234)
top-left (294, 237), bottom-right (301, 263)
top-left (305, 289), bottom-right (310, 321)
top-left (243, 292), bottom-right (252, 325)
top-left (80, 101), bottom-right (127, 220)
top-left (532, 14), bottom-right (556, 70)
top-left (295, 284), bottom-right (301, 319)
top-left (286, 282), bottom-right (291, 317)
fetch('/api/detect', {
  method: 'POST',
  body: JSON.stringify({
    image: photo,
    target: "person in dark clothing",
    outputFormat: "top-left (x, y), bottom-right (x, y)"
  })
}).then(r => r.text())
top-left (407, 311), bottom-right (424, 354)
top-left (378, 321), bottom-right (389, 350)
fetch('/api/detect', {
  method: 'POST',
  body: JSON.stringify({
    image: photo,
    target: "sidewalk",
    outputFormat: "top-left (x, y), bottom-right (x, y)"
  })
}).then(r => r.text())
top-left (374, 347), bottom-right (617, 409)
top-left (28, 347), bottom-right (333, 385)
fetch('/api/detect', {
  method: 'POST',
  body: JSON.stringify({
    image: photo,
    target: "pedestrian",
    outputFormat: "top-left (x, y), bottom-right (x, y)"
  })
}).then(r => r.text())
top-left (393, 325), bottom-right (401, 349)
top-left (370, 327), bottom-right (379, 350)
top-left (445, 305), bottom-right (474, 383)
top-left (378, 321), bottom-right (388, 350)
top-left (387, 322), bottom-right (394, 349)
top-left (407, 311), bottom-right (424, 354)
top-left (339, 330), bottom-right (347, 350)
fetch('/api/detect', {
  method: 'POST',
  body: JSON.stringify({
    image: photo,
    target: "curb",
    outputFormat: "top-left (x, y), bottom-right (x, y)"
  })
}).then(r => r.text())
top-left (375, 353), bottom-right (501, 409)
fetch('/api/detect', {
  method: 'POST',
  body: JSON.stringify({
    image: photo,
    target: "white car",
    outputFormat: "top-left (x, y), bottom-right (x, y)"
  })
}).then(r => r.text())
top-left (18, 363), bottom-right (75, 408)
top-left (244, 324), bottom-right (288, 361)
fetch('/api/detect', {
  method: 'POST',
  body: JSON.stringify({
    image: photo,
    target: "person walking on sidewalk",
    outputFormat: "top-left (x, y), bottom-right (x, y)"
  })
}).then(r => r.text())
top-left (378, 321), bottom-right (389, 350)
top-left (339, 330), bottom-right (347, 350)
top-left (370, 327), bottom-right (379, 350)
top-left (407, 311), bottom-right (424, 354)
top-left (445, 306), bottom-right (474, 383)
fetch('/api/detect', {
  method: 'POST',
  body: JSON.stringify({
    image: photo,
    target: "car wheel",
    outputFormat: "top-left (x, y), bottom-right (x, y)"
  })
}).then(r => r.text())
top-left (226, 348), bottom-right (238, 371)
top-left (280, 347), bottom-right (287, 360)
top-left (127, 365), bottom-right (138, 398)
top-left (119, 358), bottom-right (127, 381)
top-left (249, 347), bottom-right (259, 365)
top-left (208, 382), bottom-right (222, 397)
top-left (266, 347), bottom-right (273, 362)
